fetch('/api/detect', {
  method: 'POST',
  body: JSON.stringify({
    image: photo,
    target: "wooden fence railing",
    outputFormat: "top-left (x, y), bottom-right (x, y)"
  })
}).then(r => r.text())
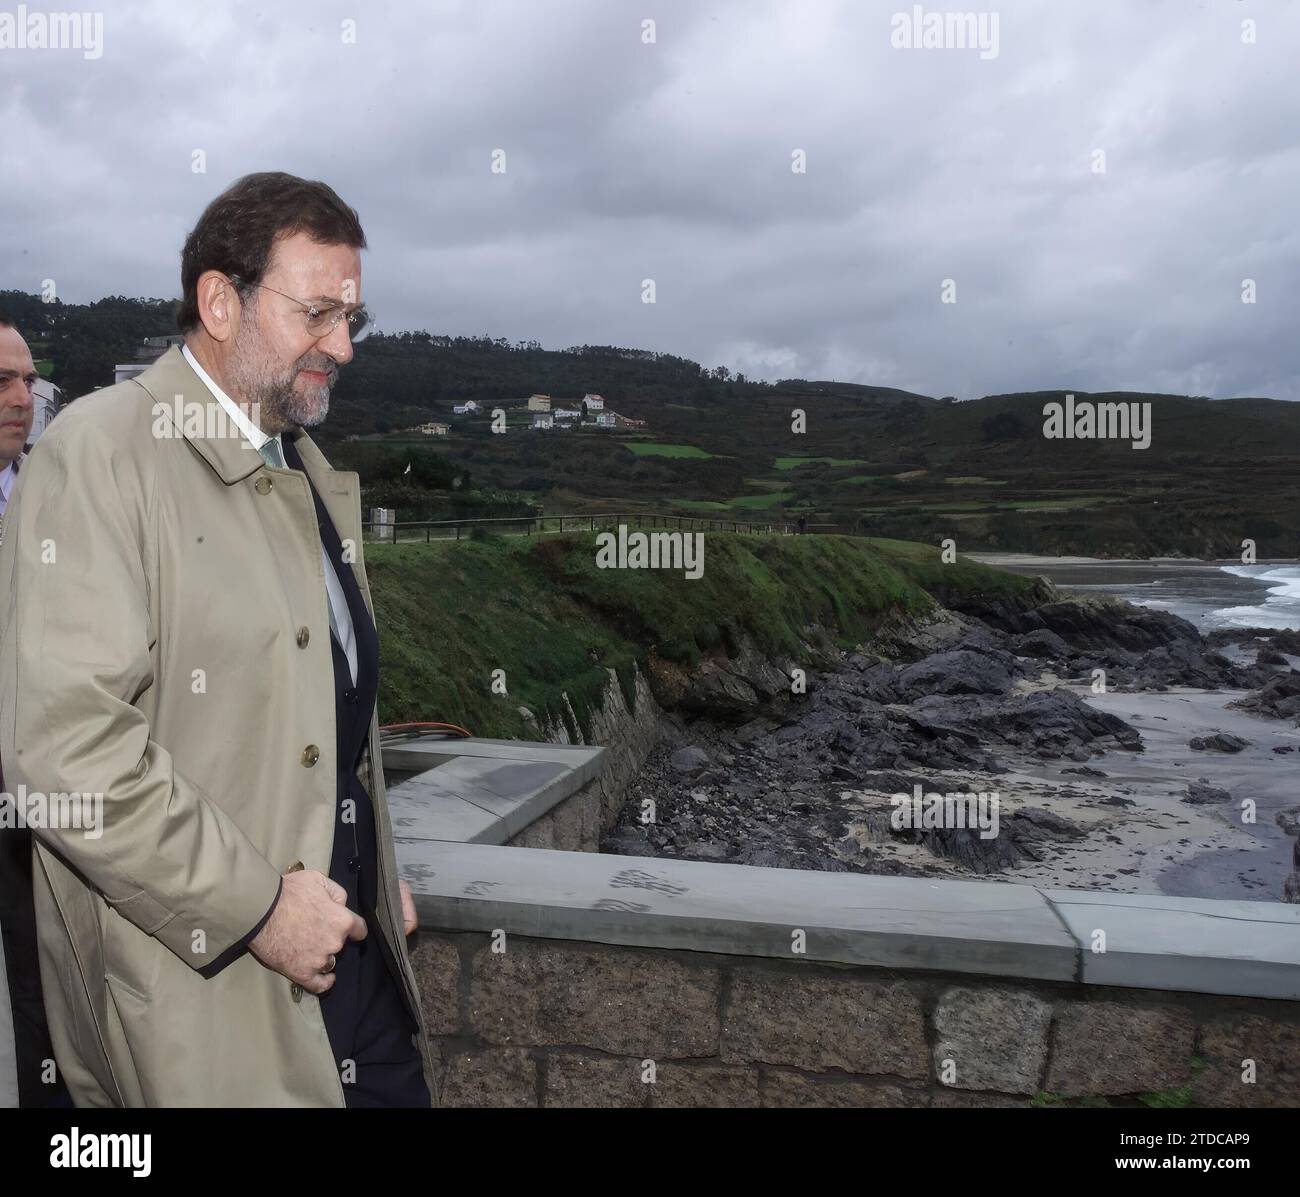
top-left (362, 512), bottom-right (846, 543)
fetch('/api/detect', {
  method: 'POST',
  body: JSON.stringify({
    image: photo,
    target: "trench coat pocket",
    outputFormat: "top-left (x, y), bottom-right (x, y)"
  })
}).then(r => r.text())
top-left (101, 901), bottom-right (161, 1004)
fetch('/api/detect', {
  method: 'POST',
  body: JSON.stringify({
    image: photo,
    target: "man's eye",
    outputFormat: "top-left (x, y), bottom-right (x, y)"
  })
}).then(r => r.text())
top-left (306, 307), bottom-right (323, 320)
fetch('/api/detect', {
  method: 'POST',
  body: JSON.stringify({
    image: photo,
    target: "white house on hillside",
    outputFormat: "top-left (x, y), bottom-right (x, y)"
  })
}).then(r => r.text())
top-left (581, 393), bottom-right (604, 411)
top-left (532, 412), bottom-right (554, 429)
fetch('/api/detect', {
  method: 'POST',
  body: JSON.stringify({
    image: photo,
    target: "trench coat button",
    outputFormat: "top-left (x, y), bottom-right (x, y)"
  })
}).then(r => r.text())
top-left (296, 626), bottom-right (310, 648)
top-left (255, 476), bottom-right (273, 495)
top-left (301, 744), bottom-right (320, 767)
top-left (290, 982), bottom-right (303, 1002)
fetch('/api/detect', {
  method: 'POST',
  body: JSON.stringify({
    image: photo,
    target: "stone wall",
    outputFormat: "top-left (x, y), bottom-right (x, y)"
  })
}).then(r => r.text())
top-left (512, 666), bottom-right (675, 852)
top-left (409, 930), bottom-right (1300, 1108)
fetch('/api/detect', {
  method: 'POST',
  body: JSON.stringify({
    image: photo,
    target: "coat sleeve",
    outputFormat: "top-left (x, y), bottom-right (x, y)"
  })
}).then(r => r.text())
top-left (3, 414), bottom-right (284, 972)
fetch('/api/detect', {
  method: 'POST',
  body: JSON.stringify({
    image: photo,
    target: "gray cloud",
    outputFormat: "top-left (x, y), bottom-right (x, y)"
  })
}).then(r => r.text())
top-left (2, 0), bottom-right (1297, 399)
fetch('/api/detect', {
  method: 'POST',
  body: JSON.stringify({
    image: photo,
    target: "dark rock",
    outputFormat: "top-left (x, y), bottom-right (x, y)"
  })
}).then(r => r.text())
top-left (677, 840), bottom-right (732, 862)
top-left (1014, 807), bottom-right (1086, 838)
top-left (999, 597), bottom-right (1199, 654)
top-left (896, 650), bottom-right (1014, 699)
top-left (920, 825), bottom-right (1022, 873)
top-left (1229, 671), bottom-right (1300, 720)
top-left (1209, 627), bottom-right (1300, 656)
top-left (992, 688), bottom-right (1143, 752)
top-left (678, 665), bottom-right (761, 719)
top-left (1184, 781), bottom-right (1232, 805)
top-left (830, 722), bottom-right (862, 755)
top-left (669, 745), bottom-right (711, 775)
top-left (1012, 629), bottom-right (1071, 659)
top-left (1188, 733), bottom-right (1250, 753)
top-left (1275, 808), bottom-right (1300, 838)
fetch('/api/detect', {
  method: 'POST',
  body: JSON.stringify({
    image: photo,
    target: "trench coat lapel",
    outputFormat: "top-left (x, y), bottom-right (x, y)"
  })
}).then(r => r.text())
top-left (134, 347), bottom-right (263, 484)
top-left (134, 347), bottom-right (375, 623)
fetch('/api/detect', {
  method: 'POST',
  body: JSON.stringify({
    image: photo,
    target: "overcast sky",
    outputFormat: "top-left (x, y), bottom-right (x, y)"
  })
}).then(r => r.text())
top-left (3, 0), bottom-right (1298, 400)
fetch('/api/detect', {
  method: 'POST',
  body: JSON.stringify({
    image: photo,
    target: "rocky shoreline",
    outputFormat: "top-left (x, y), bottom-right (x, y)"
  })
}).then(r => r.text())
top-left (602, 583), bottom-right (1300, 902)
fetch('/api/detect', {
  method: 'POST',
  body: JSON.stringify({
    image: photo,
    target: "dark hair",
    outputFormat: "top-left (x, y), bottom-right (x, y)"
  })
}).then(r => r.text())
top-left (177, 171), bottom-right (366, 333)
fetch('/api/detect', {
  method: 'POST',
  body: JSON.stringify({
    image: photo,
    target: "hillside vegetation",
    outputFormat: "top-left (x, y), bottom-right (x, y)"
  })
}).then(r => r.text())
top-left (6, 290), bottom-right (1294, 556)
top-left (367, 531), bottom-right (1037, 740)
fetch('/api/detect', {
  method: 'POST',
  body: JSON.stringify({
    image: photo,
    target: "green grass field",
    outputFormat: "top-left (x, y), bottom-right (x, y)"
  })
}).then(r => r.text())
top-left (729, 492), bottom-right (794, 509)
top-left (673, 499), bottom-right (730, 512)
top-left (673, 493), bottom-right (794, 512)
top-left (774, 455), bottom-right (867, 470)
top-left (621, 441), bottom-right (715, 459)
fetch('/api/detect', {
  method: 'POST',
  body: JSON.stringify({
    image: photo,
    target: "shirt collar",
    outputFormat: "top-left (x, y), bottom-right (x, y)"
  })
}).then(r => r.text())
top-left (181, 343), bottom-right (280, 455)
top-left (0, 459), bottom-right (15, 502)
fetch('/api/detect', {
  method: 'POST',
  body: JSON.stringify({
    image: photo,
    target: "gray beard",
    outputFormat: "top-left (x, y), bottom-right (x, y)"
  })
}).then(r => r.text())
top-left (254, 373), bottom-right (332, 430)
top-left (226, 327), bottom-right (336, 431)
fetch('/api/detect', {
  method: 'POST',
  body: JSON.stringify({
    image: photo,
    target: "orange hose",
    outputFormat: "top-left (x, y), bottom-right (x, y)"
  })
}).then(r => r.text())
top-left (379, 720), bottom-right (472, 738)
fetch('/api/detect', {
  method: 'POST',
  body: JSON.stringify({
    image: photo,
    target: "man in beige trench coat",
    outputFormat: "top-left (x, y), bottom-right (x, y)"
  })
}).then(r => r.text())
top-left (0, 173), bottom-right (438, 1107)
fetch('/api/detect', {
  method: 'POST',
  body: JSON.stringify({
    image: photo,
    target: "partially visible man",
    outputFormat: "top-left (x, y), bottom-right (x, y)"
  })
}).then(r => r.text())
top-left (0, 315), bottom-right (69, 1107)
top-left (0, 316), bottom-right (33, 532)
top-left (0, 175), bottom-right (437, 1106)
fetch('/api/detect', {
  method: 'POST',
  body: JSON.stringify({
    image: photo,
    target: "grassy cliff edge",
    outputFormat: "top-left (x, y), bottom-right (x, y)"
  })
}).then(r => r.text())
top-left (368, 533), bottom-right (1039, 741)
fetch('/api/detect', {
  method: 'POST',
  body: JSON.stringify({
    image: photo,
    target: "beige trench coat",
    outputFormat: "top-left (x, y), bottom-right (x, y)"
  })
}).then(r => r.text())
top-left (0, 347), bottom-right (437, 1107)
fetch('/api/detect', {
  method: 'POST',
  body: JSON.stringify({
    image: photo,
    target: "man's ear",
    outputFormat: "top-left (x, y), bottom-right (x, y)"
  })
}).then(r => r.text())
top-left (196, 272), bottom-right (239, 345)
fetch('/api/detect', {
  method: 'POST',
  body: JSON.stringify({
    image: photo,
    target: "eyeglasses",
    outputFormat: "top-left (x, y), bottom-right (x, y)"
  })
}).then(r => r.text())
top-left (229, 276), bottom-right (372, 341)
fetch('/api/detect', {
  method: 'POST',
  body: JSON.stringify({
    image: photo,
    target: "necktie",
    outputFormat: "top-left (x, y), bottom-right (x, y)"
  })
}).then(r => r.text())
top-left (257, 438), bottom-right (285, 469)
top-left (259, 437), bottom-right (344, 651)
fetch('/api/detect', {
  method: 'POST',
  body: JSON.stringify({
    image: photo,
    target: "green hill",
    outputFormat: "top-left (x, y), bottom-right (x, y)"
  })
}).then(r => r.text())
top-left (5, 289), bottom-right (1295, 556)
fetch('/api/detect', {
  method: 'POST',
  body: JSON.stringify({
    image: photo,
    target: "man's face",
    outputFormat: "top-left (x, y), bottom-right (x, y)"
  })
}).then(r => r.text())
top-left (0, 326), bottom-right (36, 465)
top-left (225, 230), bottom-right (362, 434)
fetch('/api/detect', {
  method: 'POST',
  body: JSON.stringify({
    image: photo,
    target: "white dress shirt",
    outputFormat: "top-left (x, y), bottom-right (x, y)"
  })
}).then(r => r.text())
top-left (181, 344), bottom-right (358, 685)
top-left (0, 456), bottom-right (18, 517)
top-left (0, 455), bottom-right (21, 549)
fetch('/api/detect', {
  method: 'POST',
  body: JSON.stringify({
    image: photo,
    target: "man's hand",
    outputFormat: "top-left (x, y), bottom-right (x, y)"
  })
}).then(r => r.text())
top-left (249, 868), bottom-right (367, 994)
top-left (399, 879), bottom-right (417, 936)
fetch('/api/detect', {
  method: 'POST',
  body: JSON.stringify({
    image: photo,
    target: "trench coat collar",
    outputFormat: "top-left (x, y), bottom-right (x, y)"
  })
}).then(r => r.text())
top-left (134, 346), bottom-right (363, 554)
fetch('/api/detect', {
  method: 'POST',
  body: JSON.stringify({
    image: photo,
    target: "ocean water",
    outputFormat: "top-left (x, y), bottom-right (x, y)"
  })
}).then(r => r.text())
top-left (1215, 564), bottom-right (1300, 631)
top-left (979, 559), bottom-right (1300, 633)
